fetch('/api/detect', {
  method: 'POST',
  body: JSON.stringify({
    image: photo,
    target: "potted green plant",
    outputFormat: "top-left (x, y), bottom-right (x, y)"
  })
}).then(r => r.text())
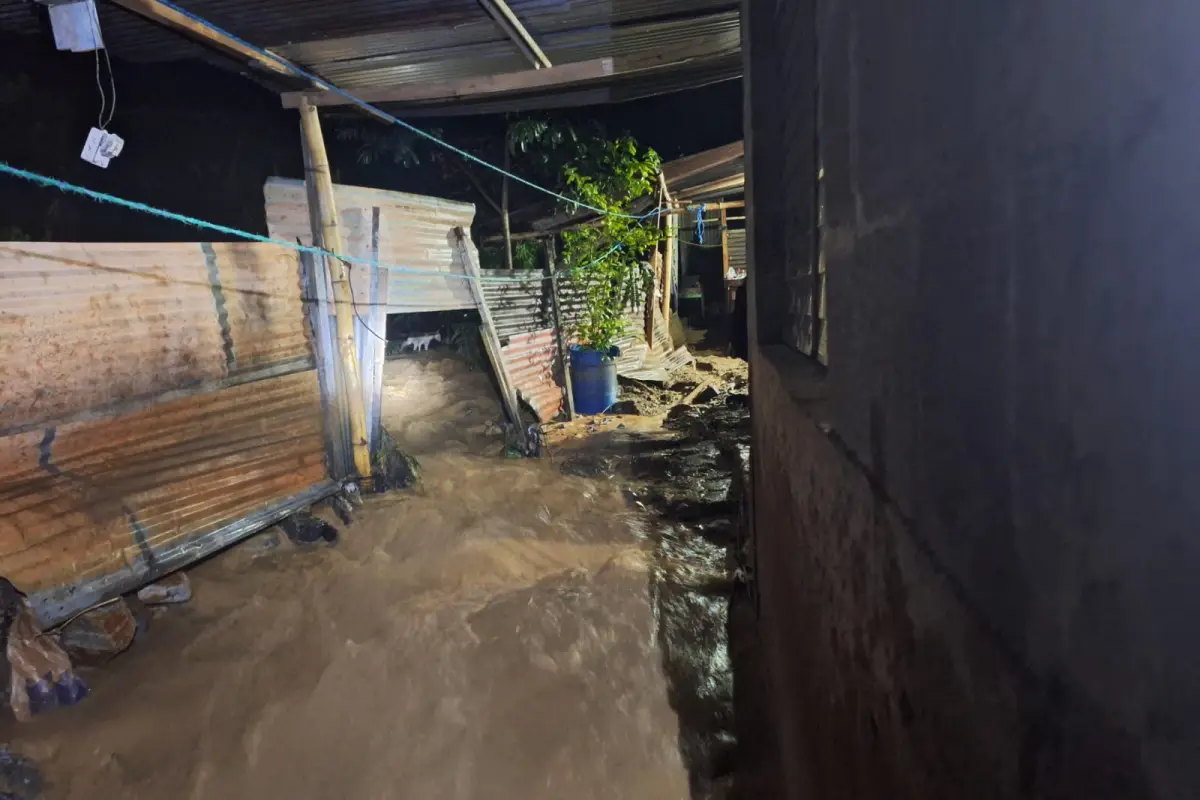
top-left (560, 135), bottom-right (662, 414)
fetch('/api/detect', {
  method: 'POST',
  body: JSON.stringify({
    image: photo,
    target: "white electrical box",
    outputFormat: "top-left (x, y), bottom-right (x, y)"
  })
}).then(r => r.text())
top-left (46, 0), bottom-right (104, 53)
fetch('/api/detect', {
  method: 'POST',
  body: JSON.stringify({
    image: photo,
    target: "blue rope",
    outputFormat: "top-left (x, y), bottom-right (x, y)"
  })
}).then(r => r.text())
top-left (694, 204), bottom-right (707, 244)
top-left (0, 160), bottom-right (626, 285)
top-left (153, 0), bottom-right (664, 224)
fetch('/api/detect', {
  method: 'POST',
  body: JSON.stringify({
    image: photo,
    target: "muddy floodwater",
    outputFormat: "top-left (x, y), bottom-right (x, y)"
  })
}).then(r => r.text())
top-left (2, 352), bottom-right (752, 799)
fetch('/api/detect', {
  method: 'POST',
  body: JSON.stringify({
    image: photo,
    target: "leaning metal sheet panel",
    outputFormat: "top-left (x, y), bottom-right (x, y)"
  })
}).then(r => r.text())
top-left (0, 241), bottom-right (333, 624)
top-left (501, 328), bottom-right (564, 422)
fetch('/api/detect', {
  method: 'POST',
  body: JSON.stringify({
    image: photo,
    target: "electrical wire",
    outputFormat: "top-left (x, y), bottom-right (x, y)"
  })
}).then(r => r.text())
top-left (0, 160), bottom-right (591, 285)
top-left (86, 1), bottom-right (116, 130)
top-left (152, 0), bottom-right (666, 223)
top-left (341, 256), bottom-right (388, 345)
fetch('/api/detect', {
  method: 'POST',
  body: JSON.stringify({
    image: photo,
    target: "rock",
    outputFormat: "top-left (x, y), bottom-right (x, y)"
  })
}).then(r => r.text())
top-left (59, 599), bottom-right (137, 666)
top-left (696, 362), bottom-right (716, 373)
top-left (124, 596), bottom-right (152, 642)
top-left (691, 385), bottom-right (722, 405)
top-left (668, 381), bottom-right (698, 395)
top-left (136, 572), bottom-right (191, 605)
top-left (280, 510), bottom-right (339, 546)
top-left (607, 400), bottom-right (640, 415)
top-left (559, 455), bottom-right (611, 478)
top-left (666, 404), bottom-right (695, 422)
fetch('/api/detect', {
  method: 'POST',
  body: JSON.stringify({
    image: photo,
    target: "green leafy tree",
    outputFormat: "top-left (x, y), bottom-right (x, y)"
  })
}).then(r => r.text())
top-left (560, 135), bottom-right (662, 352)
top-left (335, 117), bottom-right (576, 271)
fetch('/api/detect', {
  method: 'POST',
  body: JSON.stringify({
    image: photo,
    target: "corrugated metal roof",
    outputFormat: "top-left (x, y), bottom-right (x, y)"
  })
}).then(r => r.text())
top-left (284, 9), bottom-right (740, 89)
top-left (0, 0), bottom-right (740, 112)
top-left (663, 140), bottom-right (745, 201)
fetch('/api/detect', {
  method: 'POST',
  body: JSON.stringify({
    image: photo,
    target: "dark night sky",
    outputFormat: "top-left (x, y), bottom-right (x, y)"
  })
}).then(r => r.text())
top-left (0, 32), bottom-right (742, 243)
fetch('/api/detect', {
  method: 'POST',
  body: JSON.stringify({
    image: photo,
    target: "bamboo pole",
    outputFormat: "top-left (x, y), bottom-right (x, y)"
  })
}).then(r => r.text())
top-left (662, 206), bottom-right (677, 325)
top-left (298, 98), bottom-right (373, 480)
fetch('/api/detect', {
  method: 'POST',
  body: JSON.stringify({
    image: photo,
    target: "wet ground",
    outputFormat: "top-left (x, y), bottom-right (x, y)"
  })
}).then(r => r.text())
top-left (2, 351), bottom-right (757, 799)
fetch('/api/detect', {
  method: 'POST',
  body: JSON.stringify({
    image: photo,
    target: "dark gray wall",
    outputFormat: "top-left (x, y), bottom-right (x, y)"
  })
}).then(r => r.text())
top-left (745, 0), bottom-right (1200, 796)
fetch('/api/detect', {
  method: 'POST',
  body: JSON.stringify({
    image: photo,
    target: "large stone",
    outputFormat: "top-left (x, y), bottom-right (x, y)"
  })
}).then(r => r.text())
top-left (280, 510), bottom-right (339, 546)
top-left (136, 572), bottom-right (192, 605)
top-left (58, 599), bottom-right (137, 666)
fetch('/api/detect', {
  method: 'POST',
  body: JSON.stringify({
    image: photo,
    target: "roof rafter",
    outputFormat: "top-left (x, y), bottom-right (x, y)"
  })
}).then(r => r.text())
top-left (476, 0), bottom-right (552, 70)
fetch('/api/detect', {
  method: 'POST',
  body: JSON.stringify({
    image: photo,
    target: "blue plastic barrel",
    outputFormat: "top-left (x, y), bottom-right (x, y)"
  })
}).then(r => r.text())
top-left (570, 345), bottom-right (620, 415)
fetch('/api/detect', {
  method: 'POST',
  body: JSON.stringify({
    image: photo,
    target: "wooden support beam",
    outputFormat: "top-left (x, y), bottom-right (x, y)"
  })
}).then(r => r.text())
top-left (720, 205), bottom-right (731, 295)
top-left (108, 0), bottom-right (301, 77)
top-left (282, 58), bottom-right (614, 109)
top-left (298, 98), bottom-right (373, 481)
top-left (662, 208), bottom-right (677, 325)
top-left (675, 175), bottom-right (746, 202)
top-left (661, 141), bottom-right (745, 187)
top-left (661, 200), bottom-right (745, 215)
top-left (477, 0), bottom-right (551, 70)
top-left (456, 228), bottom-right (526, 430)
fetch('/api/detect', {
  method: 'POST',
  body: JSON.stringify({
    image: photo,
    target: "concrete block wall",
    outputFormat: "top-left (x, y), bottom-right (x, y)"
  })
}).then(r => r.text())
top-left (744, 0), bottom-right (1200, 796)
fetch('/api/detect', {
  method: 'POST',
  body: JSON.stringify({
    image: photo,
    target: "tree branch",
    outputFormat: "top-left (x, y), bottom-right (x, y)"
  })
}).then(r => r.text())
top-left (457, 162), bottom-right (502, 216)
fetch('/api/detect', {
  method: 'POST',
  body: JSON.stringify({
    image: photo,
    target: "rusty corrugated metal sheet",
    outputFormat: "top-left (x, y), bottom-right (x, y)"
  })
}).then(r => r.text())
top-left (1, 371), bottom-right (329, 619)
top-left (0, 240), bottom-right (333, 624)
top-left (481, 272), bottom-right (548, 341)
top-left (290, 11), bottom-right (740, 89)
top-left (264, 177), bottom-right (478, 314)
top-left (501, 328), bottom-right (563, 422)
top-left (298, 11), bottom-right (740, 90)
top-left (728, 229), bottom-right (746, 272)
top-left (0, 242), bottom-right (313, 434)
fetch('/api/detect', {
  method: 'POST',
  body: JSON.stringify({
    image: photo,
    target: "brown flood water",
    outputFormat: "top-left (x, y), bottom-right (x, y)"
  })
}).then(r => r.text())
top-left (3, 352), bottom-right (750, 799)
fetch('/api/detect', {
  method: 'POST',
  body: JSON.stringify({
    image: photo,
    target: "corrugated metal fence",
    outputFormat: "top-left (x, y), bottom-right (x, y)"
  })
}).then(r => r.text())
top-left (265, 178), bottom-right (479, 453)
top-left (0, 242), bottom-right (341, 623)
top-left (728, 229), bottom-right (747, 273)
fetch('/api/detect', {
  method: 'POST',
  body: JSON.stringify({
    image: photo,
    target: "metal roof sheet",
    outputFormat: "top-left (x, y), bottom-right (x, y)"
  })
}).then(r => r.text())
top-left (0, 0), bottom-right (740, 112)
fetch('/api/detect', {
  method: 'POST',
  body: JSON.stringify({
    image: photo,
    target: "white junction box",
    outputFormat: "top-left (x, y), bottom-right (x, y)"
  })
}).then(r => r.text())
top-left (44, 0), bottom-right (105, 53)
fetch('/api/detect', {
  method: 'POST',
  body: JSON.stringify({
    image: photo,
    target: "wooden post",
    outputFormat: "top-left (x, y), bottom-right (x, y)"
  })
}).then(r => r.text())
top-left (456, 227), bottom-right (525, 430)
top-left (720, 206), bottom-right (733, 314)
top-left (662, 207), bottom-right (676, 326)
top-left (545, 238), bottom-right (575, 420)
top-left (298, 97), bottom-right (373, 480)
top-left (645, 249), bottom-right (660, 344)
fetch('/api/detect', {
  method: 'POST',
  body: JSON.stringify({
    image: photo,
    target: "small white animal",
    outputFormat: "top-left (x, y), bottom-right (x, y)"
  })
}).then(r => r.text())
top-left (401, 332), bottom-right (441, 352)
